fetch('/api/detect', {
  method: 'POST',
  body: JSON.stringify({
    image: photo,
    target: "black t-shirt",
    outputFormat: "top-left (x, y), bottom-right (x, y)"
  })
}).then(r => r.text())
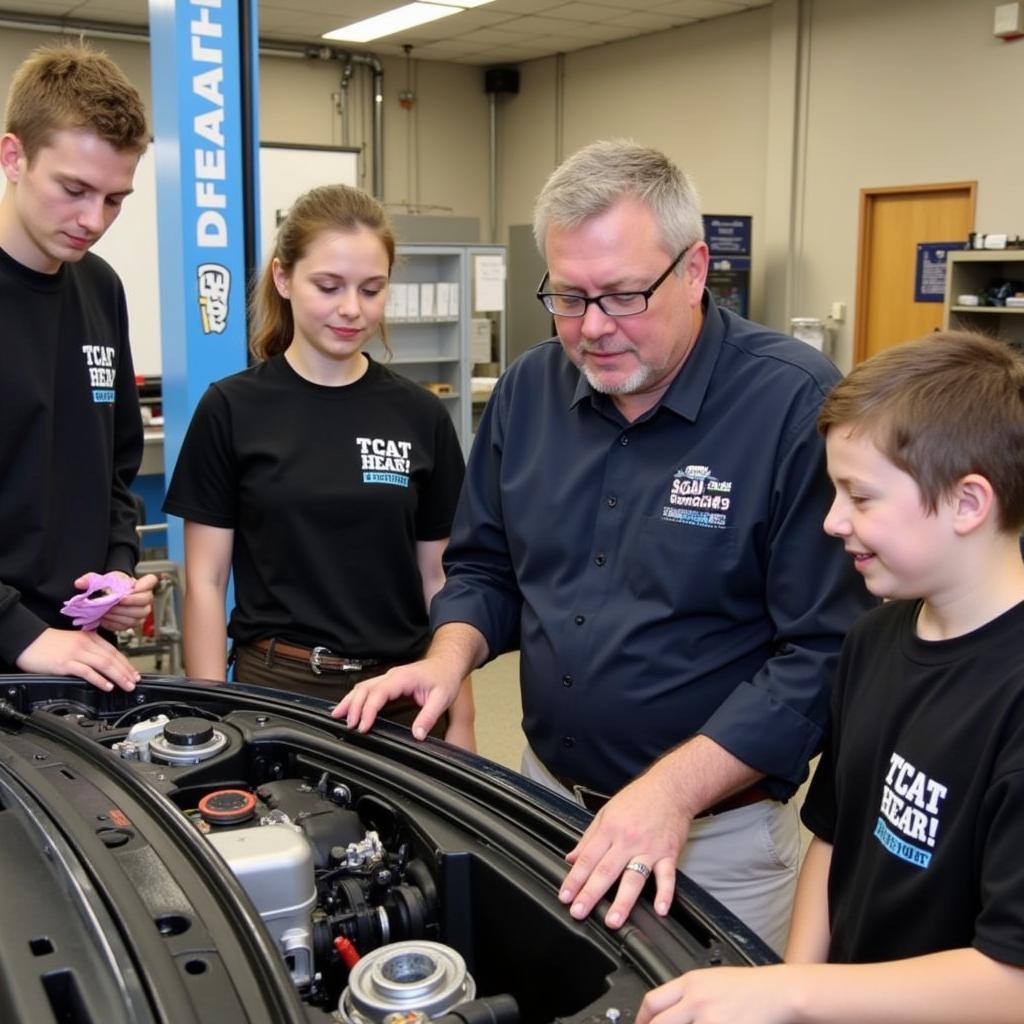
top-left (164, 355), bottom-right (465, 659)
top-left (802, 598), bottom-right (1024, 966)
top-left (0, 247), bottom-right (142, 666)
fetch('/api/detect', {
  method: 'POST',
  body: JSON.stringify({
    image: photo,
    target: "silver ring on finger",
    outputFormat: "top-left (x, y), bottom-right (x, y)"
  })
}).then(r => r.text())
top-left (624, 860), bottom-right (651, 880)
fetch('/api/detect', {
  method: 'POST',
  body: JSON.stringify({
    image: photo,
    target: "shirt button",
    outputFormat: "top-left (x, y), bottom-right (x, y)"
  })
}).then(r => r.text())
top-left (606, 495), bottom-right (617, 508)
top-left (562, 675), bottom-right (573, 687)
top-left (620, 435), bottom-right (629, 446)
top-left (594, 552), bottom-right (606, 566)
top-left (562, 736), bottom-right (575, 748)
top-left (574, 614), bottom-right (585, 625)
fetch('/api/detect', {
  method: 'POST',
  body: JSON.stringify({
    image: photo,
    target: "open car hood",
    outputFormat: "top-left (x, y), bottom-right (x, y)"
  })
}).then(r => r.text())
top-left (0, 675), bottom-right (774, 1024)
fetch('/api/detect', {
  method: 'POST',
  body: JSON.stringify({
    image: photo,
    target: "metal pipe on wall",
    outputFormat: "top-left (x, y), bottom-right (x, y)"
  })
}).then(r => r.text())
top-left (339, 61), bottom-right (354, 148)
top-left (253, 44), bottom-right (385, 200)
top-left (489, 92), bottom-right (497, 243)
top-left (0, 11), bottom-right (147, 43)
top-left (369, 56), bottom-right (384, 200)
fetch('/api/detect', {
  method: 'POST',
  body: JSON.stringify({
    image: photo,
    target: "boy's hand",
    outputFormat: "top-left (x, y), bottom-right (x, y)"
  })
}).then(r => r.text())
top-left (93, 569), bottom-right (157, 630)
top-left (637, 964), bottom-right (793, 1024)
top-left (83, 572), bottom-right (158, 632)
top-left (16, 627), bottom-right (141, 692)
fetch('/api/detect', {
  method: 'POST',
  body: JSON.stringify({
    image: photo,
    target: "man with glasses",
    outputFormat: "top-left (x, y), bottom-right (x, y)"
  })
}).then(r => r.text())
top-left (336, 139), bottom-right (871, 952)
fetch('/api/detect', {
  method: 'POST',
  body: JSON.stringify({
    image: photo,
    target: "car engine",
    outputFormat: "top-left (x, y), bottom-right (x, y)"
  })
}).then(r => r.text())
top-left (0, 682), bottom-right (769, 1024)
top-left (110, 711), bottom-right (516, 1021)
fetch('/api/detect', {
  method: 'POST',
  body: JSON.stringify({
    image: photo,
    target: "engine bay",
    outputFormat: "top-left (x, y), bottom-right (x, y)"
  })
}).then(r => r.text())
top-left (0, 682), bottom-right (768, 1024)
top-left (113, 710), bottom-right (487, 1019)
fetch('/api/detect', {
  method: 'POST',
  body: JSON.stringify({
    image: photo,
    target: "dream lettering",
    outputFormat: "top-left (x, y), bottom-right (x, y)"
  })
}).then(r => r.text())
top-left (191, 0), bottom-right (228, 248)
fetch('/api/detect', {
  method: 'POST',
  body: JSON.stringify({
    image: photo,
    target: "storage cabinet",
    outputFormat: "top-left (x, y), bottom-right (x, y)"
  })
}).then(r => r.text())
top-left (365, 243), bottom-right (506, 451)
top-left (942, 250), bottom-right (1024, 349)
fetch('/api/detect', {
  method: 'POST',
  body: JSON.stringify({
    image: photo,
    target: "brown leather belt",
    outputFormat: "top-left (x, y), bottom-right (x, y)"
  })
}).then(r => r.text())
top-left (695, 783), bottom-right (773, 818)
top-left (251, 638), bottom-right (381, 676)
top-left (551, 771), bottom-right (772, 817)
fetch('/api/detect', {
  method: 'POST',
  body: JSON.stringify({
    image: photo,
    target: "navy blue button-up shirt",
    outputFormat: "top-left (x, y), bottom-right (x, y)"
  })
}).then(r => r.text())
top-left (433, 295), bottom-right (874, 798)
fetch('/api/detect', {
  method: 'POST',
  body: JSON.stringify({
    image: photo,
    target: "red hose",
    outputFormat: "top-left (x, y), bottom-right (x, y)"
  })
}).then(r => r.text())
top-left (334, 935), bottom-right (361, 969)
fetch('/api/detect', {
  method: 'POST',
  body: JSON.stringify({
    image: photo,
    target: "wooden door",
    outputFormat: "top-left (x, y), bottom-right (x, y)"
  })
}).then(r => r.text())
top-left (854, 183), bottom-right (976, 363)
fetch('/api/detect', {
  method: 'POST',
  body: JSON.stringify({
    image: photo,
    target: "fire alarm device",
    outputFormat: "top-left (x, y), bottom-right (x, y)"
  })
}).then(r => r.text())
top-left (994, 2), bottom-right (1023, 40)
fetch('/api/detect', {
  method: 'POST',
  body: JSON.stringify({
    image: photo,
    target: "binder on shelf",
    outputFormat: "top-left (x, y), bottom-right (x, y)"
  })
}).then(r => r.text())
top-left (420, 283), bottom-right (435, 319)
top-left (435, 282), bottom-right (451, 318)
top-left (392, 282), bottom-right (409, 320)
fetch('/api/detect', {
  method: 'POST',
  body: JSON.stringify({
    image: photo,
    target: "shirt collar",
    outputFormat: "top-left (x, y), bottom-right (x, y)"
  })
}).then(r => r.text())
top-left (569, 290), bottom-right (724, 423)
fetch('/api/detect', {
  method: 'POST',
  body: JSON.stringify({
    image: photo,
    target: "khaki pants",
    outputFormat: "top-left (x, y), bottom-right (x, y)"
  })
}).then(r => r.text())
top-left (233, 642), bottom-right (447, 737)
top-left (521, 744), bottom-right (799, 955)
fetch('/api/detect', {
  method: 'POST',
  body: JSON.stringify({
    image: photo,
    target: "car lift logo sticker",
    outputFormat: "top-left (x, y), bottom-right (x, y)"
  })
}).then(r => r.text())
top-left (197, 263), bottom-right (230, 334)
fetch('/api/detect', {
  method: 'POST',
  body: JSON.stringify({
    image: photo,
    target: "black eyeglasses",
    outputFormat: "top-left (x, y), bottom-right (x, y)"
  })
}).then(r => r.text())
top-left (536, 246), bottom-right (690, 318)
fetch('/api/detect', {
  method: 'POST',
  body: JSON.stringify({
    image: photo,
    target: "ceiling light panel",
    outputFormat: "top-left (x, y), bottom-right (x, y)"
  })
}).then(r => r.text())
top-left (323, 2), bottom-right (464, 43)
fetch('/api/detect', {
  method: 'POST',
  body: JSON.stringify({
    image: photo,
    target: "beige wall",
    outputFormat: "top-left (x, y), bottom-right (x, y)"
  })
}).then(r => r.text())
top-left (257, 50), bottom-right (492, 221)
top-left (495, 0), bottom-right (1024, 367)
top-left (797, 0), bottom-right (1024, 366)
top-left (0, 31), bottom-right (154, 123)
top-left (497, 9), bottom-right (773, 316)
top-left (3, 0), bottom-right (1023, 372)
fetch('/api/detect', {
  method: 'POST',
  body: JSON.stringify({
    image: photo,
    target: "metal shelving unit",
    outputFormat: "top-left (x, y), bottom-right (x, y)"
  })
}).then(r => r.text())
top-left (365, 243), bottom-right (506, 452)
top-left (943, 250), bottom-right (1024, 349)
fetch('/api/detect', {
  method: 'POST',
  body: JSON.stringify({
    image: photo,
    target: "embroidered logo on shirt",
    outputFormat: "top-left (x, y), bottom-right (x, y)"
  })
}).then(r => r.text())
top-left (356, 436), bottom-right (412, 487)
top-left (82, 344), bottom-right (116, 404)
top-left (660, 464), bottom-right (733, 528)
top-left (873, 751), bottom-right (949, 869)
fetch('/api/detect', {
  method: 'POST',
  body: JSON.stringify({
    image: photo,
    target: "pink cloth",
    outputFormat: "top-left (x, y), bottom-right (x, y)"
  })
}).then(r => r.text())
top-left (60, 572), bottom-right (134, 630)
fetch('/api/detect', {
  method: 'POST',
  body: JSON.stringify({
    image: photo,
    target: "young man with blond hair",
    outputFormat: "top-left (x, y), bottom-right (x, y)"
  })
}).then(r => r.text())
top-left (0, 43), bottom-right (156, 691)
top-left (639, 330), bottom-right (1024, 1023)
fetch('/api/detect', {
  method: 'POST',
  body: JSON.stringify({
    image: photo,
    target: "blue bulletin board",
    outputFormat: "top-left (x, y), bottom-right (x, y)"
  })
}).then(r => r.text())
top-left (703, 215), bottom-right (752, 317)
top-left (914, 242), bottom-right (967, 302)
top-left (704, 215), bottom-right (752, 256)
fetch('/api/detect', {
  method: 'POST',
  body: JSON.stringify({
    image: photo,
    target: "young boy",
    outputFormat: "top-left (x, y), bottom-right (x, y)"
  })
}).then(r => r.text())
top-left (637, 330), bottom-right (1024, 1023)
top-left (0, 43), bottom-right (157, 692)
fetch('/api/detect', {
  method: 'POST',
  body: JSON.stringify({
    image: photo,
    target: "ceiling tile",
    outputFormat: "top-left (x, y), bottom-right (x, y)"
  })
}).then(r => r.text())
top-left (603, 10), bottom-right (691, 29)
top-left (569, 21), bottom-right (641, 41)
top-left (0, 0), bottom-right (774, 65)
top-left (650, 0), bottom-right (746, 18)
top-left (446, 26), bottom-right (526, 43)
top-left (484, 0), bottom-right (566, 11)
top-left (544, 2), bottom-right (635, 19)
top-left (495, 13), bottom-right (591, 32)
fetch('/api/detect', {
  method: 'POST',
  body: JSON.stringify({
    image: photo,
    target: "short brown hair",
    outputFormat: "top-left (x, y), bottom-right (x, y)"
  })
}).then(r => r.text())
top-left (4, 43), bottom-right (148, 161)
top-left (250, 184), bottom-right (396, 361)
top-left (818, 331), bottom-right (1024, 532)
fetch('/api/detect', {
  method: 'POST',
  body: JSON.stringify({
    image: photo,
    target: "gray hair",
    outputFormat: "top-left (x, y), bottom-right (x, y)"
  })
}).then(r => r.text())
top-left (532, 139), bottom-right (704, 258)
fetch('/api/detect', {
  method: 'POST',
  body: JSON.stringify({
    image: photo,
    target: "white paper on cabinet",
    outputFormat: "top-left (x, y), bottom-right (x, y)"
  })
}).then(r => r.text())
top-left (474, 255), bottom-right (505, 312)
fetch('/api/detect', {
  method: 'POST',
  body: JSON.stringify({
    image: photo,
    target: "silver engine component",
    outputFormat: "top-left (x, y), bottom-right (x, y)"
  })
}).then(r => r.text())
top-left (112, 714), bottom-right (171, 762)
top-left (338, 830), bottom-right (385, 870)
top-left (147, 716), bottom-right (227, 765)
top-left (339, 941), bottom-right (476, 1024)
top-left (207, 823), bottom-right (317, 988)
top-left (115, 715), bottom-right (228, 765)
